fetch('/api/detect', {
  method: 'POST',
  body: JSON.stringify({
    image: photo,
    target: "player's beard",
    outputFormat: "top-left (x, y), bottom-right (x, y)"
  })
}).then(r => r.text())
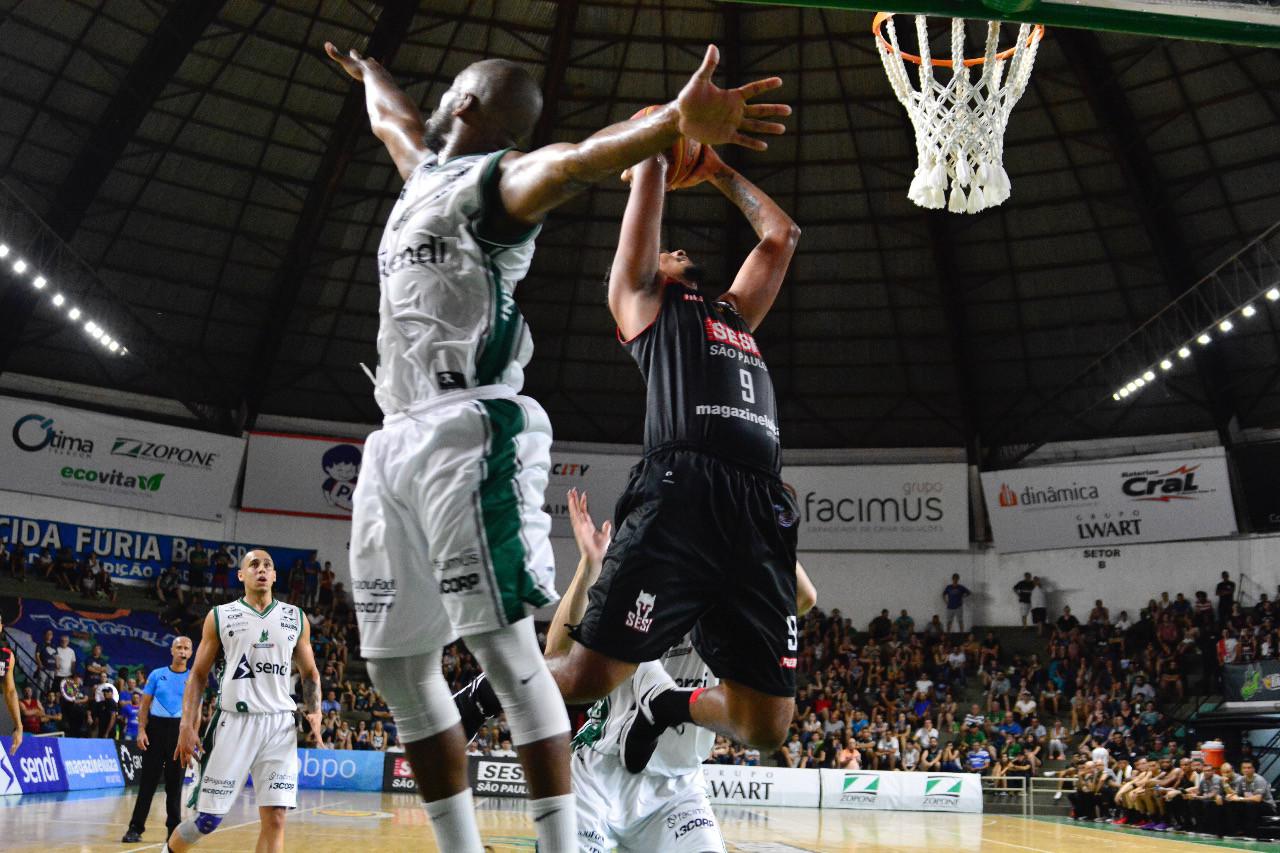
top-left (423, 98), bottom-right (455, 153)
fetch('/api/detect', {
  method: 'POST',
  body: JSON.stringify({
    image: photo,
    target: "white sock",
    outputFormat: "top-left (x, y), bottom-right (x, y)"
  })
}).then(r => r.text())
top-left (529, 792), bottom-right (577, 853)
top-left (422, 789), bottom-right (484, 853)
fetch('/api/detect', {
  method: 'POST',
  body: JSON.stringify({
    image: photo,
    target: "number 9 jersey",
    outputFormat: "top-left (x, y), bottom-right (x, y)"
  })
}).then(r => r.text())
top-left (620, 282), bottom-right (780, 475)
top-left (213, 599), bottom-right (302, 714)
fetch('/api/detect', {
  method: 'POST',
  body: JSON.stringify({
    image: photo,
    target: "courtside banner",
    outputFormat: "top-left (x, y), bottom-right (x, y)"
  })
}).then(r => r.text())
top-left (702, 765), bottom-right (820, 808)
top-left (0, 736), bottom-right (67, 794)
top-left (545, 451), bottom-right (636, 538)
top-left (296, 748), bottom-right (383, 791)
top-left (241, 431), bottom-right (369, 520)
top-left (981, 447), bottom-right (1237, 553)
top-left (468, 755), bottom-right (528, 798)
top-left (0, 396), bottom-right (243, 521)
top-left (59, 738), bottom-right (125, 790)
top-left (0, 518), bottom-right (314, 588)
top-left (782, 464), bottom-right (970, 551)
top-left (819, 769), bottom-right (982, 813)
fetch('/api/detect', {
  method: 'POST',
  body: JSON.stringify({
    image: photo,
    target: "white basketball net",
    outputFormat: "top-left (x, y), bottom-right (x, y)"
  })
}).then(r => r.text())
top-left (876, 16), bottom-right (1042, 214)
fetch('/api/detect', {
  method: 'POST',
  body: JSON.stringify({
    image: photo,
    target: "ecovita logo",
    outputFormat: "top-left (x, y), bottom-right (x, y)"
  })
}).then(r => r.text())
top-left (12, 414), bottom-right (94, 456)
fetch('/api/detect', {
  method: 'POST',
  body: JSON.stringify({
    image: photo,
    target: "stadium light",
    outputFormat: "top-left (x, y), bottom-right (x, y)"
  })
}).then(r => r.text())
top-left (52, 293), bottom-right (65, 307)
top-left (1269, 288), bottom-right (1280, 301)
top-left (0, 244), bottom-right (8, 258)
top-left (1119, 387), bottom-right (1130, 398)
top-left (1178, 347), bottom-right (1191, 359)
top-left (1142, 370), bottom-right (1155, 381)
top-left (68, 307), bottom-right (81, 321)
top-left (1219, 319), bottom-right (1234, 333)
top-left (1243, 304), bottom-right (1257, 318)
top-left (32, 275), bottom-right (46, 289)
top-left (108, 341), bottom-right (119, 353)
top-left (12, 259), bottom-right (26, 274)
top-left (1197, 333), bottom-right (1212, 345)
top-left (1160, 359), bottom-right (1173, 371)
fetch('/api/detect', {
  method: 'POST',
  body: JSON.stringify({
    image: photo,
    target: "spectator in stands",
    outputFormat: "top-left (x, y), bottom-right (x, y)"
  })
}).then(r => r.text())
top-left (894, 609), bottom-right (915, 643)
top-left (155, 563), bottom-right (183, 606)
top-left (91, 671), bottom-right (119, 738)
top-left (51, 545), bottom-right (75, 590)
top-left (966, 741), bottom-right (993, 775)
top-left (40, 689), bottom-right (63, 733)
top-left (304, 559), bottom-right (321, 608)
top-left (321, 689), bottom-right (341, 715)
top-left (868, 609), bottom-right (892, 640)
top-left (1218, 628), bottom-right (1239, 665)
top-left (1056, 605), bottom-right (1080, 634)
top-left (18, 685), bottom-right (41, 734)
top-left (85, 643), bottom-right (109, 680)
top-left (318, 562), bottom-right (335, 611)
top-left (1013, 572), bottom-right (1035, 630)
top-left (53, 634), bottom-right (76, 687)
top-left (187, 541), bottom-right (209, 602)
top-left (942, 573), bottom-right (971, 634)
top-left (1216, 571), bottom-right (1236, 625)
top-left (874, 729), bottom-right (899, 769)
top-left (211, 545), bottom-right (232, 602)
top-left (119, 691), bottom-right (141, 741)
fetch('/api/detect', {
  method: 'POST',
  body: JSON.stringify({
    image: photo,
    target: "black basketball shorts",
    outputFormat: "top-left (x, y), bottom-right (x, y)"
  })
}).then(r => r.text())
top-left (569, 447), bottom-right (799, 697)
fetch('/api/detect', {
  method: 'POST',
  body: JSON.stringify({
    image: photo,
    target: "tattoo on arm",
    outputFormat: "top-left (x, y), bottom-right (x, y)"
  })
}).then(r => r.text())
top-left (302, 679), bottom-right (320, 714)
top-left (715, 169), bottom-right (765, 234)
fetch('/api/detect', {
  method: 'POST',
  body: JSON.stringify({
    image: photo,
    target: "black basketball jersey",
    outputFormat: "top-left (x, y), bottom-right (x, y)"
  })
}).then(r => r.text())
top-left (621, 282), bottom-right (781, 473)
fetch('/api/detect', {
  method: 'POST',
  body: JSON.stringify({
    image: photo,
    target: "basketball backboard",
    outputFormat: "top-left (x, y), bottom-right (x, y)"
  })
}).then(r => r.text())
top-left (730, 0), bottom-right (1280, 47)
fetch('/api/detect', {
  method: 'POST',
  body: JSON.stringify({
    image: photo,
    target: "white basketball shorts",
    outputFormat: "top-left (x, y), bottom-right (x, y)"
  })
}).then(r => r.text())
top-left (350, 389), bottom-right (558, 657)
top-left (573, 748), bottom-right (726, 853)
top-left (192, 709), bottom-right (297, 814)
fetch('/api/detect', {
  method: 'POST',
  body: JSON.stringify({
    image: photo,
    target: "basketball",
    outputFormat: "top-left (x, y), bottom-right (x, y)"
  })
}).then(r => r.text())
top-left (629, 105), bottom-right (704, 188)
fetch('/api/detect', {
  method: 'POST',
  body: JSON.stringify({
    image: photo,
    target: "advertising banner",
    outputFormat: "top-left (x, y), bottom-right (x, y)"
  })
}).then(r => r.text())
top-left (981, 447), bottom-right (1237, 553)
top-left (702, 764), bottom-right (820, 808)
top-left (544, 452), bottom-right (636, 539)
top-left (1233, 443), bottom-right (1280, 533)
top-left (116, 738), bottom-right (143, 787)
top-left (782, 464), bottom-right (970, 551)
top-left (241, 431), bottom-right (368, 520)
top-left (467, 755), bottom-right (528, 798)
top-left (382, 753), bottom-right (418, 794)
top-left (0, 396), bottom-right (244, 521)
top-left (296, 748), bottom-right (384, 791)
top-left (0, 736), bottom-right (67, 794)
top-left (819, 769), bottom-right (982, 813)
top-left (59, 737), bottom-right (125, 790)
top-left (9, 598), bottom-right (179, 676)
top-left (1223, 660), bottom-right (1280, 703)
top-left (0, 516), bottom-right (315, 588)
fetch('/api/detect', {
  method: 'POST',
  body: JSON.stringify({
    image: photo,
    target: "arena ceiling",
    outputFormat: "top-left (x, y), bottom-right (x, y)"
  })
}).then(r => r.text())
top-left (1, 0), bottom-right (1278, 463)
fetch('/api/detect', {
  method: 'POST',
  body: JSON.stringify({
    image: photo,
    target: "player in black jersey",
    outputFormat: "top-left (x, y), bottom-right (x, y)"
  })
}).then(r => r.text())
top-left (547, 144), bottom-right (801, 765)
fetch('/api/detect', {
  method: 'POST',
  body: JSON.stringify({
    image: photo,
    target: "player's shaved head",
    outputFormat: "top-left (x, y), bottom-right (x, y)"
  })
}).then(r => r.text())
top-left (241, 549), bottom-right (274, 570)
top-left (425, 58), bottom-right (542, 152)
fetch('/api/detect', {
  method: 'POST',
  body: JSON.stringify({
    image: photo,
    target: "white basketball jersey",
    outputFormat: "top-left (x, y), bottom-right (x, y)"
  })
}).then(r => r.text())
top-left (572, 636), bottom-right (717, 777)
top-left (371, 150), bottom-right (540, 416)
top-left (214, 598), bottom-right (301, 714)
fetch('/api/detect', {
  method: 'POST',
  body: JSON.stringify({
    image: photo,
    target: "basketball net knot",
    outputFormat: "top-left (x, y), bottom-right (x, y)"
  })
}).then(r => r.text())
top-left (876, 15), bottom-right (1042, 214)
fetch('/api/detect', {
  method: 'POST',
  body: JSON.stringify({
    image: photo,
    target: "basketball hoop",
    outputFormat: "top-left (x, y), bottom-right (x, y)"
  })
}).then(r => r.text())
top-left (873, 13), bottom-right (1045, 214)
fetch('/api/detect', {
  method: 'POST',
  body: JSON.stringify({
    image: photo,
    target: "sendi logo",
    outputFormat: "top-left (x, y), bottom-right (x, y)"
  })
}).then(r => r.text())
top-left (60, 467), bottom-right (163, 492)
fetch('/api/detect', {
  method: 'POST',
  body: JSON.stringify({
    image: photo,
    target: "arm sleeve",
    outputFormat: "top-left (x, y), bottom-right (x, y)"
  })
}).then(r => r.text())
top-left (143, 671), bottom-right (160, 697)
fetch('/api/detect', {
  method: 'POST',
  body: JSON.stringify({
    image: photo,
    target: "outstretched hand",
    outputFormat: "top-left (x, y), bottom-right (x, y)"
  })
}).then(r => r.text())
top-left (676, 45), bottom-right (790, 151)
top-left (567, 488), bottom-right (611, 574)
top-left (324, 41), bottom-right (381, 82)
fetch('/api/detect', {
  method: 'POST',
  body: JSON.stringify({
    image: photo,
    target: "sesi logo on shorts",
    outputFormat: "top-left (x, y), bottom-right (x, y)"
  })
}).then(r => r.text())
top-left (625, 590), bottom-right (656, 633)
top-left (779, 656), bottom-right (798, 669)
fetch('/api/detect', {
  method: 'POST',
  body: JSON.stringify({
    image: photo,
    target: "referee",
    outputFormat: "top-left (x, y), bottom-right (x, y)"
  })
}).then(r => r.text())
top-left (122, 635), bottom-right (193, 843)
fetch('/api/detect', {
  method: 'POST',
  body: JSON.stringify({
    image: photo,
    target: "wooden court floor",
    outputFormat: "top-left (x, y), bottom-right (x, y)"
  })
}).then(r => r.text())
top-left (1, 787), bottom-right (1274, 852)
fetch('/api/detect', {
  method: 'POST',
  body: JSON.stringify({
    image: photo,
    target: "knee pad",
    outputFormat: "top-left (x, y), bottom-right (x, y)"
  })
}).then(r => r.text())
top-left (176, 812), bottom-right (223, 843)
top-left (367, 651), bottom-right (460, 743)
top-left (467, 619), bottom-right (568, 746)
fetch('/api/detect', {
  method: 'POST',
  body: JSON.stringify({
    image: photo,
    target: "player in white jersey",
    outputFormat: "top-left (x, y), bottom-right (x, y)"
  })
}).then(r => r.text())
top-left (325, 37), bottom-right (790, 853)
top-left (165, 550), bottom-right (322, 853)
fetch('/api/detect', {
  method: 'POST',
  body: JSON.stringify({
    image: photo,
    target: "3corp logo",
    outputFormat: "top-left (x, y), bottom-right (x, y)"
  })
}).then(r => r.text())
top-left (922, 775), bottom-right (963, 808)
top-left (625, 590), bottom-right (656, 633)
top-left (1122, 464), bottom-right (1202, 502)
top-left (111, 437), bottom-right (219, 468)
top-left (12, 414), bottom-right (93, 456)
top-left (840, 772), bottom-right (880, 804)
top-left (666, 805), bottom-right (717, 840)
top-left (439, 573), bottom-right (481, 595)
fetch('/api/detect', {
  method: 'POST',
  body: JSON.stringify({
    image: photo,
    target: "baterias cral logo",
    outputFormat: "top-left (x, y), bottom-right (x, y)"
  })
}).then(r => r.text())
top-left (12, 414), bottom-right (93, 456)
top-left (1122, 464), bottom-right (1203, 502)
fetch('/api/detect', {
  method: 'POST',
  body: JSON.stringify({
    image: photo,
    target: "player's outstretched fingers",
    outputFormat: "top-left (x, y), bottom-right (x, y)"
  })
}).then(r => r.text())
top-left (730, 132), bottom-right (770, 152)
top-left (738, 118), bottom-right (787, 136)
top-left (693, 44), bottom-right (720, 81)
top-left (735, 76), bottom-right (783, 100)
top-left (744, 103), bottom-right (792, 118)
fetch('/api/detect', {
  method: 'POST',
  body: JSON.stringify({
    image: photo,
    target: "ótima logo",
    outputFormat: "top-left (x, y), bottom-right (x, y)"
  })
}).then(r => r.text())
top-left (12, 413), bottom-right (94, 456)
top-left (232, 654), bottom-right (255, 680)
top-left (840, 773), bottom-right (879, 804)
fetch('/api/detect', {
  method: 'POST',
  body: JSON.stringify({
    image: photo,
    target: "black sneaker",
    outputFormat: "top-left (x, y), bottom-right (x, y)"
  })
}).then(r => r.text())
top-left (453, 673), bottom-right (503, 742)
top-left (121, 830), bottom-right (142, 842)
top-left (620, 665), bottom-right (678, 773)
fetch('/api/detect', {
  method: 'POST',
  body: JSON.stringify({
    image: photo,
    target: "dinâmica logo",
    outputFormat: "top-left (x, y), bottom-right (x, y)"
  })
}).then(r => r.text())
top-left (12, 414), bottom-right (94, 456)
top-left (840, 772), bottom-right (880, 803)
top-left (59, 466), bottom-right (164, 492)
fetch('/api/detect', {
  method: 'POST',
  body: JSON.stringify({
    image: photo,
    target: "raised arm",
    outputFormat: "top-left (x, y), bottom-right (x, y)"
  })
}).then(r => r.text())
top-left (706, 150), bottom-right (799, 331)
top-left (292, 615), bottom-right (324, 746)
top-left (545, 489), bottom-right (612, 658)
top-left (175, 613), bottom-right (219, 767)
top-left (796, 561), bottom-right (817, 617)
top-left (608, 156), bottom-right (669, 340)
top-left (325, 43), bottom-right (428, 180)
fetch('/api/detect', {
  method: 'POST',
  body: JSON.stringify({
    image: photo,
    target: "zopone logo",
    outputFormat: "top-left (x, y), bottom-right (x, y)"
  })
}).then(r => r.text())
top-left (12, 414), bottom-right (94, 456)
top-left (840, 772), bottom-right (880, 804)
top-left (111, 437), bottom-right (219, 469)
